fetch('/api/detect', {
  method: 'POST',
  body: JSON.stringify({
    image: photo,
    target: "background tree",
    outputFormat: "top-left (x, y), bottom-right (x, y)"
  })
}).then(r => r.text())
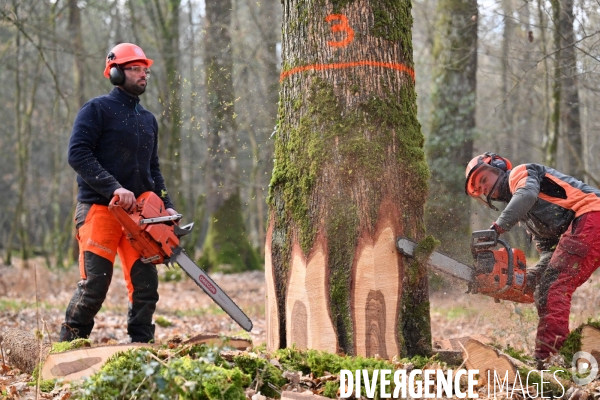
top-left (144, 0), bottom-right (184, 203)
top-left (199, 0), bottom-right (260, 273)
top-left (265, 0), bottom-right (431, 357)
top-left (557, 0), bottom-right (583, 179)
top-left (424, 0), bottom-right (477, 261)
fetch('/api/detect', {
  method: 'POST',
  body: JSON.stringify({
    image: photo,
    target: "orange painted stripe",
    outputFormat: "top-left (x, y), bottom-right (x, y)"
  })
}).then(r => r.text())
top-left (280, 60), bottom-right (415, 81)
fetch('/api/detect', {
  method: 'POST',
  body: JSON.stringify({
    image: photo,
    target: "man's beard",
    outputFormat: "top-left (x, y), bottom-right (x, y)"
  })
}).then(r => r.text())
top-left (122, 78), bottom-right (146, 96)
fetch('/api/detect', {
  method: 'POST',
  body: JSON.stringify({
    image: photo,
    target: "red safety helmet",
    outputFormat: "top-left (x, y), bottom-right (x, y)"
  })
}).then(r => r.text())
top-left (465, 152), bottom-right (512, 210)
top-left (103, 43), bottom-right (153, 79)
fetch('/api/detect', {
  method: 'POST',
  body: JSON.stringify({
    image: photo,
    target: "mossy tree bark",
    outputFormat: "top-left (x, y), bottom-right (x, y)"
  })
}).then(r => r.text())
top-left (425, 0), bottom-right (477, 261)
top-left (200, 0), bottom-right (260, 273)
top-left (266, 0), bottom-right (431, 357)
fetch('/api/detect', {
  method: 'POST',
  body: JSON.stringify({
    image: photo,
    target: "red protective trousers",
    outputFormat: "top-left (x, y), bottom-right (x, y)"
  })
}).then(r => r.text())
top-left (534, 211), bottom-right (600, 359)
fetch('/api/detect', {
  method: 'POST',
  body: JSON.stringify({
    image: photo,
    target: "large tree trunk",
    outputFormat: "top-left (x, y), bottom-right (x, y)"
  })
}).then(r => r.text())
top-left (266, 0), bottom-right (431, 358)
top-left (200, 0), bottom-right (260, 273)
top-left (425, 0), bottom-right (477, 261)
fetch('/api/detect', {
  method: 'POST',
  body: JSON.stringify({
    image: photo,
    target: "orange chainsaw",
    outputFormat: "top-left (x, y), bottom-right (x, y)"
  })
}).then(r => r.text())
top-left (108, 191), bottom-right (253, 331)
top-left (396, 230), bottom-right (534, 304)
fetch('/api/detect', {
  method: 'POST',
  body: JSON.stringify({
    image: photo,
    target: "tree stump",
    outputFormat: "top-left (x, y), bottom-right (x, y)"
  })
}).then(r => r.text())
top-left (463, 338), bottom-right (520, 385)
top-left (41, 344), bottom-right (150, 381)
top-left (432, 334), bottom-right (492, 365)
top-left (1, 328), bottom-right (253, 381)
top-left (580, 325), bottom-right (600, 363)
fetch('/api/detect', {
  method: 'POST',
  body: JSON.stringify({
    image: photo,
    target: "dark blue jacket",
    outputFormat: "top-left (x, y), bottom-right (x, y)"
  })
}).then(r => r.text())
top-left (68, 87), bottom-right (174, 209)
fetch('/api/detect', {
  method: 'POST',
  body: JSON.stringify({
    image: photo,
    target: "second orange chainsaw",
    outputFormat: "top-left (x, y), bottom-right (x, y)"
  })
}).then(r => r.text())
top-left (396, 230), bottom-right (534, 304)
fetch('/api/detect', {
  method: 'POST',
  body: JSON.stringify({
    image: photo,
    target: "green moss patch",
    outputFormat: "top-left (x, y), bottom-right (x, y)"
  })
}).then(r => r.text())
top-left (560, 319), bottom-right (600, 362)
top-left (76, 345), bottom-right (250, 400)
top-left (51, 338), bottom-right (92, 354)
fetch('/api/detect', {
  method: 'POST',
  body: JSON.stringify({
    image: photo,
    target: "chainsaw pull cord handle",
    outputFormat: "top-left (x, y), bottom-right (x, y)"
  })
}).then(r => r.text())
top-left (495, 238), bottom-right (514, 294)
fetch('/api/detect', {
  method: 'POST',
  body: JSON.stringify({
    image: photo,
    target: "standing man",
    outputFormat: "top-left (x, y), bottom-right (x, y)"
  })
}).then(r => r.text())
top-left (60, 43), bottom-right (177, 343)
top-left (464, 152), bottom-right (600, 362)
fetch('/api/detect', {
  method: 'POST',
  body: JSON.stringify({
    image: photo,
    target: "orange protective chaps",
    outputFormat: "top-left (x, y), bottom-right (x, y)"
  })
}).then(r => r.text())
top-left (60, 204), bottom-right (159, 342)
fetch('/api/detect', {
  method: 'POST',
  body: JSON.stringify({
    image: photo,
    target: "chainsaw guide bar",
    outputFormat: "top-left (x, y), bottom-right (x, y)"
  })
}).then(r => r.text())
top-left (396, 237), bottom-right (474, 283)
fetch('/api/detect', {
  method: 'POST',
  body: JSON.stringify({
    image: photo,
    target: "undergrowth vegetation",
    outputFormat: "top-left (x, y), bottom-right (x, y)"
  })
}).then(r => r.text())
top-left (36, 321), bottom-right (600, 399)
top-left (62, 344), bottom-right (443, 399)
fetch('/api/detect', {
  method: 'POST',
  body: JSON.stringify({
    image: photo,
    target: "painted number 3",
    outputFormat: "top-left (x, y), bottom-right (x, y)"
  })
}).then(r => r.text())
top-left (326, 14), bottom-right (354, 47)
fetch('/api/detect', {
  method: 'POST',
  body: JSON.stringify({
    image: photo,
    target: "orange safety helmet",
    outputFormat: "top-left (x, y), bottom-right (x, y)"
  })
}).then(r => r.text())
top-left (103, 43), bottom-right (154, 79)
top-left (465, 152), bottom-right (513, 210)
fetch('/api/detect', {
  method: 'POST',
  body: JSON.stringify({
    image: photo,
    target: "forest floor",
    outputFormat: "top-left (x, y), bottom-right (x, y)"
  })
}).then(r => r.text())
top-left (1, 259), bottom-right (600, 399)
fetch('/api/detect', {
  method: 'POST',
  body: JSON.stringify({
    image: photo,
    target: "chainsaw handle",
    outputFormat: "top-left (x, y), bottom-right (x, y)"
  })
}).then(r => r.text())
top-left (108, 195), bottom-right (120, 208)
top-left (108, 195), bottom-right (133, 214)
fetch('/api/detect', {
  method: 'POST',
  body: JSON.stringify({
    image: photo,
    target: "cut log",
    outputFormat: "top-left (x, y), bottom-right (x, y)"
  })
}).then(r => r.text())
top-left (463, 338), bottom-right (526, 385)
top-left (281, 391), bottom-right (330, 399)
top-left (41, 344), bottom-right (150, 381)
top-left (433, 334), bottom-right (492, 352)
top-left (432, 335), bottom-right (492, 366)
top-left (580, 325), bottom-right (600, 363)
top-left (41, 332), bottom-right (251, 382)
top-left (183, 333), bottom-right (252, 350)
top-left (0, 328), bottom-right (51, 374)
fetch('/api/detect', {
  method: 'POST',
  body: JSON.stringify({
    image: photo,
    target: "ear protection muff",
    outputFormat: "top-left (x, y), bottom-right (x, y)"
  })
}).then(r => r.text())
top-left (483, 151), bottom-right (511, 172)
top-left (109, 64), bottom-right (125, 86)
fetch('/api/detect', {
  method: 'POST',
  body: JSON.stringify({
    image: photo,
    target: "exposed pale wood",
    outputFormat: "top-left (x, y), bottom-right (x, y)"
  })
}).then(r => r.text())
top-left (265, 223), bottom-right (280, 352)
top-left (352, 219), bottom-right (400, 359)
top-left (305, 239), bottom-right (337, 351)
top-left (432, 335), bottom-right (492, 365)
top-left (39, 333), bottom-right (252, 382)
top-left (41, 344), bottom-right (150, 381)
top-left (463, 338), bottom-right (519, 385)
top-left (286, 244), bottom-right (309, 350)
top-left (290, 301), bottom-right (308, 349)
top-left (281, 391), bottom-right (330, 399)
top-left (433, 334), bottom-right (492, 352)
top-left (286, 238), bottom-right (337, 352)
top-left (183, 333), bottom-right (252, 350)
top-left (580, 325), bottom-right (600, 363)
top-left (0, 328), bottom-right (51, 374)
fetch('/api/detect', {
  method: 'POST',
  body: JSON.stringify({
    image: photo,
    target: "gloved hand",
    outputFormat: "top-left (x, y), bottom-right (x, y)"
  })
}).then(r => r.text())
top-left (490, 222), bottom-right (506, 235)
